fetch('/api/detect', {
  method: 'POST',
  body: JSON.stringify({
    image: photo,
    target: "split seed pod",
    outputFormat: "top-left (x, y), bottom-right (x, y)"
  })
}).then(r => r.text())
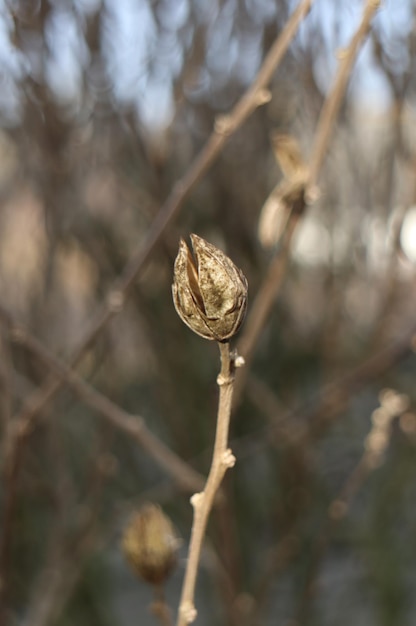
top-left (122, 504), bottom-right (179, 586)
top-left (172, 234), bottom-right (248, 341)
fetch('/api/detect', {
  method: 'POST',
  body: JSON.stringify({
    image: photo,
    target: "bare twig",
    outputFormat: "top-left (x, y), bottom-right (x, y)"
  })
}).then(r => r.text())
top-left (236, 320), bottom-right (416, 461)
top-left (0, 5), bottom-right (319, 615)
top-left (0, 334), bottom-right (12, 432)
top-left (294, 388), bottom-right (405, 624)
top-left (6, 0), bottom-right (316, 450)
top-left (151, 585), bottom-right (174, 626)
top-left (0, 6), bottom-right (318, 613)
top-left (308, 0), bottom-right (382, 186)
top-left (0, 307), bottom-right (204, 494)
top-left (245, 528), bottom-right (302, 626)
top-left (236, 212), bottom-right (300, 381)
top-left (234, 321), bottom-right (416, 624)
top-left (0, 335), bottom-right (13, 622)
top-left (234, 0), bottom-right (382, 402)
top-left (22, 502), bottom-right (102, 626)
top-left (176, 342), bottom-right (240, 626)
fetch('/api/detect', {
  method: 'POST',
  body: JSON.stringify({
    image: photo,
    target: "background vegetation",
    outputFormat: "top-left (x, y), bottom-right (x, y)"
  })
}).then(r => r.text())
top-left (1, 1), bottom-right (416, 625)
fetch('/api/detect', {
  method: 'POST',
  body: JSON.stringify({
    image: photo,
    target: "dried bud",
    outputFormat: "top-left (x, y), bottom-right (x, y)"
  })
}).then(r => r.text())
top-left (258, 133), bottom-right (309, 250)
top-left (271, 133), bottom-right (308, 182)
top-left (172, 234), bottom-right (248, 341)
top-left (258, 183), bottom-right (290, 249)
top-left (122, 504), bottom-right (179, 586)
top-left (258, 179), bottom-right (307, 249)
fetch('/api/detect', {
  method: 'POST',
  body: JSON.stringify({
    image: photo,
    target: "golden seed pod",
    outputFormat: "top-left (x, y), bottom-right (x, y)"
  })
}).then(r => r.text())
top-left (258, 133), bottom-right (310, 250)
top-left (258, 178), bottom-right (307, 249)
top-left (122, 504), bottom-right (179, 586)
top-left (258, 183), bottom-right (290, 249)
top-left (271, 133), bottom-right (308, 182)
top-left (172, 234), bottom-right (248, 341)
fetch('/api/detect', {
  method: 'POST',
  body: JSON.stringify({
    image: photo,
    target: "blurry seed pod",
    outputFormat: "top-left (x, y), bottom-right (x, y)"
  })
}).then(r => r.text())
top-left (258, 179), bottom-right (307, 249)
top-left (172, 234), bottom-right (248, 341)
top-left (259, 133), bottom-right (310, 250)
top-left (270, 133), bottom-right (308, 181)
top-left (258, 184), bottom-right (290, 249)
top-left (122, 503), bottom-right (179, 586)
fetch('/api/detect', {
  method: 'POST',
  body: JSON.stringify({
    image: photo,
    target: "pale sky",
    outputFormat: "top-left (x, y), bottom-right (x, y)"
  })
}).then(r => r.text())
top-left (0, 0), bottom-right (414, 127)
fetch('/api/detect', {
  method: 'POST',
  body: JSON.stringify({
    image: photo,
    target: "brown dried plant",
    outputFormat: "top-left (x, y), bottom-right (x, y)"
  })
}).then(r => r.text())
top-left (172, 235), bottom-right (247, 625)
top-left (3, 1), bottom-right (415, 625)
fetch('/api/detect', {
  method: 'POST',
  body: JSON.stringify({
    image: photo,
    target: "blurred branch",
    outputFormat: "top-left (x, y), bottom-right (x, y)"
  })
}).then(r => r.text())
top-left (366, 206), bottom-right (407, 351)
top-left (246, 396), bottom-right (399, 626)
top-left (6, 0), bottom-right (316, 448)
top-left (236, 214), bottom-right (300, 386)
top-left (228, 321), bottom-right (416, 616)
top-left (0, 308), bottom-right (207, 623)
top-left (237, 321), bottom-right (416, 458)
top-left (234, 0), bottom-right (382, 401)
top-left (0, 307), bottom-right (204, 493)
top-left (244, 528), bottom-right (301, 626)
top-left (242, 354), bottom-right (412, 625)
top-left (293, 390), bottom-right (407, 624)
top-left (151, 586), bottom-right (174, 626)
top-left (243, 323), bottom-right (416, 621)
top-left (0, 333), bottom-right (12, 432)
top-left (308, 0), bottom-right (382, 186)
top-left (0, 4), bottom-right (318, 617)
top-left (23, 422), bottom-right (119, 626)
top-left (22, 501), bottom-right (102, 626)
top-left (299, 328), bottom-right (416, 447)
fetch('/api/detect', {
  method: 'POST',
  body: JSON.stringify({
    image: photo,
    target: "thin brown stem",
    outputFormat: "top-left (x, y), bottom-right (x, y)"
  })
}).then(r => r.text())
top-left (22, 501), bottom-right (103, 626)
top-left (294, 433), bottom-right (394, 624)
top-left (0, 333), bottom-right (12, 432)
top-left (0, 10), bottom-right (317, 598)
top-left (7, 0), bottom-right (315, 449)
top-left (151, 585), bottom-right (174, 626)
top-left (235, 212), bottom-right (299, 393)
top-left (234, 321), bottom-right (416, 465)
top-left (176, 342), bottom-right (240, 626)
top-left (0, 308), bottom-right (204, 494)
top-left (0, 334), bottom-right (13, 623)
top-left (308, 0), bottom-right (382, 187)
top-left (234, 0), bottom-right (382, 407)
top-left (0, 441), bottom-right (21, 626)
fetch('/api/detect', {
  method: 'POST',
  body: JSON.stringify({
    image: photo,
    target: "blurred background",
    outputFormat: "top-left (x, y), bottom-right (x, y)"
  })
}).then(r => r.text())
top-left (1, 0), bottom-right (416, 625)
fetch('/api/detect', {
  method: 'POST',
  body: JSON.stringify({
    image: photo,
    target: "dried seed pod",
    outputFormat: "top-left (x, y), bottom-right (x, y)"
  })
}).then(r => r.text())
top-left (258, 183), bottom-right (290, 249)
top-left (258, 133), bottom-right (310, 249)
top-left (271, 133), bottom-right (308, 182)
top-left (122, 504), bottom-right (179, 586)
top-left (258, 178), bottom-right (307, 249)
top-left (172, 234), bottom-right (248, 341)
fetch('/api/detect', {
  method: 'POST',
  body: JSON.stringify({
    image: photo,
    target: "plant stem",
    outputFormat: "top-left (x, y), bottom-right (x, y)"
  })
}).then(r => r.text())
top-left (152, 585), bottom-right (174, 626)
top-left (176, 341), bottom-right (240, 626)
top-left (0, 306), bottom-right (205, 494)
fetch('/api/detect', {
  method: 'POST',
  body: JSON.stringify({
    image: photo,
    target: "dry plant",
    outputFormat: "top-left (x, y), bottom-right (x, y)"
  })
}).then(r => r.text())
top-left (293, 388), bottom-right (410, 624)
top-left (3, 0), bottom-right (416, 625)
top-left (172, 235), bottom-right (247, 625)
top-left (0, 5), bottom-right (313, 622)
top-left (235, 0), bottom-right (383, 401)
